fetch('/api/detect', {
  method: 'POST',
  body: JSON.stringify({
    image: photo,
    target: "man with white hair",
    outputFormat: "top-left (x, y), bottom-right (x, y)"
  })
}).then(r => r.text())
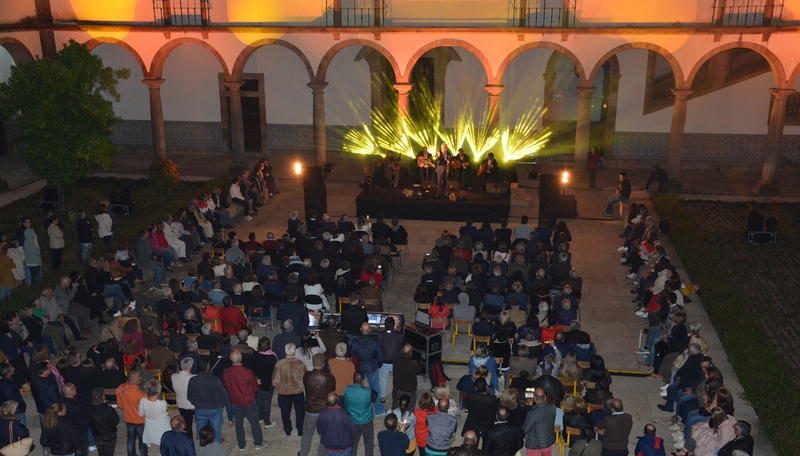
top-left (172, 357), bottom-right (196, 439)
top-left (197, 323), bottom-right (220, 350)
top-left (272, 343), bottom-right (307, 437)
top-left (272, 319), bottom-right (301, 360)
top-left (223, 349), bottom-right (268, 451)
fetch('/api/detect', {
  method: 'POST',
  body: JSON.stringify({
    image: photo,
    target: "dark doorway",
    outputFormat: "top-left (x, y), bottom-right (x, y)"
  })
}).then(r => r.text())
top-left (241, 97), bottom-right (262, 152)
top-left (0, 121), bottom-right (8, 155)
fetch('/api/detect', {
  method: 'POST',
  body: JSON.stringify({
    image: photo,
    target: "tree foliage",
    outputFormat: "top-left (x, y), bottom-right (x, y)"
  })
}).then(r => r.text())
top-left (0, 39), bottom-right (130, 200)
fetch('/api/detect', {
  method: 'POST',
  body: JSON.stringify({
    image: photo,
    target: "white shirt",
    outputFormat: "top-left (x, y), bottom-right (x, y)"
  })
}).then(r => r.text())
top-left (172, 370), bottom-right (196, 410)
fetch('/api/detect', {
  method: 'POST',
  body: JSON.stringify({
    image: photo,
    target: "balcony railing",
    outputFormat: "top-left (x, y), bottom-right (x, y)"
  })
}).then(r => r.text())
top-left (325, 0), bottom-right (387, 27)
top-left (153, 0), bottom-right (211, 27)
top-left (511, 0), bottom-right (576, 27)
top-left (711, 0), bottom-right (783, 26)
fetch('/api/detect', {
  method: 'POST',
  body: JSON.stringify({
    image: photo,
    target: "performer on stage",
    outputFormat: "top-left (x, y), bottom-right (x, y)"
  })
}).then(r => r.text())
top-left (417, 146), bottom-right (435, 181)
top-left (451, 148), bottom-right (471, 188)
top-left (383, 149), bottom-right (401, 188)
top-left (435, 143), bottom-right (451, 193)
top-left (479, 152), bottom-right (498, 193)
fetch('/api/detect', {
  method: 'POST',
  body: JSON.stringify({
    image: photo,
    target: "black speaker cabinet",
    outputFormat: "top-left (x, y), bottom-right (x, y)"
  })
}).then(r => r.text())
top-left (446, 181), bottom-right (460, 190)
top-left (448, 190), bottom-right (467, 201)
top-left (746, 231), bottom-right (777, 244)
top-left (420, 180), bottom-right (438, 189)
top-left (303, 167), bottom-right (327, 218)
top-left (401, 188), bottom-right (416, 199)
top-left (487, 183), bottom-right (509, 194)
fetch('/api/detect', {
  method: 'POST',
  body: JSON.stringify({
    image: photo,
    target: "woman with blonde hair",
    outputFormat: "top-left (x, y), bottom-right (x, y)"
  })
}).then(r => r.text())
top-left (41, 402), bottom-right (75, 456)
top-left (138, 380), bottom-right (171, 447)
top-left (500, 388), bottom-right (526, 428)
top-left (434, 384), bottom-right (460, 418)
top-left (0, 400), bottom-right (30, 450)
top-left (558, 352), bottom-right (584, 395)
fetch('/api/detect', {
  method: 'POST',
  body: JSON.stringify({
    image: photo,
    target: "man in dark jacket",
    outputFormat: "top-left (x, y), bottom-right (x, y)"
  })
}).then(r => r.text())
top-left (251, 337), bottom-right (278, 430)
top-left (160, 416), bottom-right (196, 456)
top-left (483, 407), bottom-right (524, 456)
top-left (523, 388), bottom-right (556, 455)
top-left (340, 295), bottom-right (368, 343)
top-left (448, 431), bottom-right (487, 456)
top-left (633, 424), bottom-right (666, 456)
top-left (531, 360), bottom-right (565, 404)
top-left (462, 378), bottom-right (498, 445)
top-left (62, 383), bottom-right (90, 456)
top-left (272, 319), bottom-right (301, 360)
top-left (392, 345), bottom-right (421, 410)
top-left (658, 344), bottom-right (704, 412)
top-left (377, 317), bottom-right (404, 404)
top-left (643, 165), bottom-right (668, 193)
top-left (88, 388), bottom-right (119, 456)
top-left (603, 172), bottom-right (632, 217)
top-left (301, 354), bottom-right (336, 456)
top-left (62, 351), bottom-right (97, 407)
top-left (187, 357), bottom-right (228, 444)
top-left (31, 362), bottom-right (61, 418)
top-left (317, 394), bottom-right (356, 454)
top-left (596, 399), bottom-right (633, 456)
top-left (717, 421), bottom-right (754, 456)
top-left (350, 323), bottom-right (386, 415)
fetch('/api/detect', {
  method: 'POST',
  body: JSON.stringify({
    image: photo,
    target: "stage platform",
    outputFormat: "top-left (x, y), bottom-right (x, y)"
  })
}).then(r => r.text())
top-left (355, 186), bottom-right (510, 222)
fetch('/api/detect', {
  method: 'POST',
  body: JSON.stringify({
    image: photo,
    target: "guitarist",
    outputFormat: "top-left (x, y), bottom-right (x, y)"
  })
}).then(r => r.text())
top-left (479, 152), bottom-right (498, 193)
top-left (435, 143), bottom-right (451, 194)
top-left (452, 148), bottom-right (471, 188)
top-left (383, 149), bottom-right (401, 188)
top-left (417, 146), bottom-right (434, 181)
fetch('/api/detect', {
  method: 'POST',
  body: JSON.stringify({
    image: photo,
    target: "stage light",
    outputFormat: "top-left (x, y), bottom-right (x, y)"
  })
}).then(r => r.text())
top-left (294, 162), bottom-right (302, 175)
top-left (561, 171), bottom-right (569, 184)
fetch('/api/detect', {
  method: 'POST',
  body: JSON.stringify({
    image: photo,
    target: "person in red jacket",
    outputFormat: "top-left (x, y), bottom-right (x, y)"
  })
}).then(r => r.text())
top-left (223, 350), bottom-right (267, 451)
top-left (219, 296), bottom-right (248, 335)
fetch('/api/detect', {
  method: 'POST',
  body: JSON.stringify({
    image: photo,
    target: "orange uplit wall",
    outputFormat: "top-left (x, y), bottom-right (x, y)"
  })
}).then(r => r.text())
top-left (579, 0), bottom-right (710, 25)
top-left (0, 2), bottom-right (37, 25)
top-left (387, 0), bottom-right (508, 26)
top-left (222, 0), bottom-right (325, 25)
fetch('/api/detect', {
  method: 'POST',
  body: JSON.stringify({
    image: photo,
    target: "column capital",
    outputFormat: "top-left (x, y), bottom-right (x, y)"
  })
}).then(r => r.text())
top-left (393, 82), bottom-right (413, 95)
top-left (224, 80), bottom-right (244, 91)
top-left (485, 84), bottom-right (505, 96)
top-left (575, 86), bottom-right (596, 97)
top-left (307, 81), bottom-right (329, 93)
top-left (671, 88), bottom-right (693, 100)
top-left (770, 87), bottom-right (796, 100)
top-left (142, 78), bottom-right (165, 89)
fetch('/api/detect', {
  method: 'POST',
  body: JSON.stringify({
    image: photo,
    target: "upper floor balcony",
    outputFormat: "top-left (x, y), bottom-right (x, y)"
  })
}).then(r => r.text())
top-left (0, 0), bottom-right (794, 30)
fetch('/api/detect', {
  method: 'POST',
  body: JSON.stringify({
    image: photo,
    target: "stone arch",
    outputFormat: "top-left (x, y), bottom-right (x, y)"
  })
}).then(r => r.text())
top-left (783, 58), bottom-right (800, 88)
top-left (83, 37), bottom-right (149, 77)
top-left (232, 38), bottom-right (315, 82)
top-left (404, 39), bottom-right (493, 83)
top-left (686, 42), bottom-right (786, 88)
top-left (150, 38), bottom-right (230, 80)
top-left (0, 37), bottom-right (34, 66)
top-left (497, 42), bottom-right (586, 84)
top-left (588, 42), bottom-right (684, 88)
top-left (316, 39), bottom-right (401, 83)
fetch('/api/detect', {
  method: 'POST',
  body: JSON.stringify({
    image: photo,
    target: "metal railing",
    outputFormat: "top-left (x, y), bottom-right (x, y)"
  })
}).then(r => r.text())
top-left (512, 0), bottom-right (576, 27)
top-left (711, 0), bottom-right (783, 26)
top-left (153, 0), bottom-right (211, 27)
top-left (325, 1), bottom-right (386, 27)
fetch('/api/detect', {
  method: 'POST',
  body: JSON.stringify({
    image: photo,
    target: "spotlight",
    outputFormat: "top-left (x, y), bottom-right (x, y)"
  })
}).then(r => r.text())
top-left (561, 171), bottom-right (569, 184)
top-left (294, 162), bottom-right (302, 175)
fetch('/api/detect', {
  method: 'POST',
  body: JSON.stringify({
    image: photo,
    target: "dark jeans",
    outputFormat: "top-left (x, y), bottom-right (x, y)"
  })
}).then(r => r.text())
top-left (644, 176), bottom-right (664, 192)
top-left (96, 438), bottom-right (116, 456)
top-left (353, 421), bottom-right (374, 456)
top-left (601, 449), bottom-right (628, 456)
top-left (278, 392), bottom-right (305, 436)
top-left (51, 248), bottom-right (63, 270)
top-left (75, 432), bottom-right (89, 456)
top-left (300, 412), bottom-right (326, 456)
top-left (588, 169), bottom-right (597, 188)
top-left (257, 388), bottom-right (274, 426)
top-left (178, 408), bottom-right (194, 439)
top-left (49, 318), bottom-right (81, 340)
top-left (232, 401), bottom-right (264, 450)
top-left (126, 423), bottom-right (147, 456)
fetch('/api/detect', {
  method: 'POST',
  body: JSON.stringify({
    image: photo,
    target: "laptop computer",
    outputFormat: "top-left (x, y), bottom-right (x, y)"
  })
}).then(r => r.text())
top-left (414, 310), bottom-right (432, 331)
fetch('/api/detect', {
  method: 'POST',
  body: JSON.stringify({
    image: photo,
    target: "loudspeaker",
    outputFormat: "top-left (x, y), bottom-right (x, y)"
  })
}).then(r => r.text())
top-left (421, 180), bottom-right (437, 189)
top-left (539, 174), bottom-right (560, 197)
top-left (487, 183), bottom-right (509, 194)
top-left (556, 194), bottom-right (577, 218)
top-left (448, 190), bottom-right (467, 202)
top-left (401, 188), bottom-right (415, 198)
top-left (446, 182), bottom-right (459, 191)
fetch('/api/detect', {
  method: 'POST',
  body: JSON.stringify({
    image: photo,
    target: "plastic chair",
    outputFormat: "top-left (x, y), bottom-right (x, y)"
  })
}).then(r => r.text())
top-left (577, 361), bottom-right (590, 369)
top-left (560, 378), bottom-right (579, 397)
top-left (163, 392), bottom-right (179, 415)
top-left (248, 306), bottom-right (269, 330)
top-left (198, 349), bottom-right (210, 356)
top-left (362, 298), bottom-right (381, 312)
top-left (337, 297), bottom-right (350, 313)
top-left (565, 426), bottom-right (582, 448)
top-left (472, 335), bottom-right (490, 352)
top-left (431, 317), bottom-right (450, 341)
top-left (148, 369), bottom-right (162, 382)
top-left (451, 320), bottom-right (473, 350)
top-left (555, 425), bottom-right (565, 456)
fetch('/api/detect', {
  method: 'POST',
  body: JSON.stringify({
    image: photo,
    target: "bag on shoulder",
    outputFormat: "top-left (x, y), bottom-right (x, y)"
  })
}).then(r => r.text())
top-left (0, 422), bottom-right (34, 456)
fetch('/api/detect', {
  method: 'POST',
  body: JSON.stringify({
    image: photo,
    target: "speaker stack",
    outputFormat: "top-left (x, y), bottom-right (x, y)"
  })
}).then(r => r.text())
top-left (448, 190), bottom-right (467, 201)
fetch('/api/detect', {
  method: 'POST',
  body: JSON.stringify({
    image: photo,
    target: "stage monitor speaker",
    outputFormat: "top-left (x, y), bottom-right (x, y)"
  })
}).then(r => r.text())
top-left (401, 188), bottom-right (415, 199)
top-left (446, 182), bottom-right (460, 191)
top-left (539, 174), bottom-right (560, 197)
top-left (448, 190), bottom-right (467, 202)
top-left (487, 183), bottom-right (509, 195)
top-left (557, 194), bottom-right (577, 218)
top-left (421, 180), bottom-right (437, 189)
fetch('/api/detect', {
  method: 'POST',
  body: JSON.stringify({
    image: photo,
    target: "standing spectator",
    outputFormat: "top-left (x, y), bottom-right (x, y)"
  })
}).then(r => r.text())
top-left (21, 218), bottom-right (42, 284)
top-left (160, 415), bottom-right (196, 456)
top-left (318, 393), bottom-right (356, 456)
top-left (340, 295), bottom-right (368, 345)
top-left (643, 165), bottom-right (668, 193)
top-left (196, 425), bottom-right (227, 456)
top-left (462, 378), bottom-right (498, 446)
top-left (48, 215), bottom-right (65, 270)
top-left (76, 210), bottom-right (95, 261)
top-left (426, 399), bottom-right (459, 455)
top-left (587, 148), bottom-right (600, 189)
top-left (0, 248), bottom-right (15, 301)
top-left (483, 407), bottom-right (524, 456)
top-left (272, 343), bottom-right (306, 437)
top-left (523, 388), bottom-right (556, 456)
top-left (447, 431), bottom-right (487, 456)
top-left (138, 380), bottom-right (171, 448)
top-left (96, 204), bottom-right (114, 245)
top-left (301, 353), bottom-right (336, 456)
top-left (273, 320), bottom-right (302, 360)
top-left (61, 383), bottom-right (90, 456)
top-left (392, 344), bottom-right (421, 410)
top-left (0, 363), bottom-right (26, 424)
top-left (251, 337), bottom-right (278, 429)
top-left (89, 388), bottom-right (120, 456)
top-left (344, 372), bottom-right (378, 456)
top-left (62, 351), bottom-right (96, 407)
top-left (378, 413), bottom-right (410, 456)
top-left (350, 323), bottom-right (386, 416)
top-left (0, 400), bottom-right (30, 453)
top-left (378, 317), bottom-right (403, 405)
top-left (329, 342), bottom-right (355, 397)
top-left (117, 370), bottom-right (148, 456)
top-left (41, 402), bottom-right (77, 456)
top-left (223, 350), bottom-right (267, 451)
top-left (31, 362), bottom-right (61, 424)
top-left (633, 424), bottom-right (666, 456)
top-left (172, 357), bottom-right (196, 439)
top-left (595, 399), bottom-right (633, 456)
top-left (187, 357), bottom-right (227, 444)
